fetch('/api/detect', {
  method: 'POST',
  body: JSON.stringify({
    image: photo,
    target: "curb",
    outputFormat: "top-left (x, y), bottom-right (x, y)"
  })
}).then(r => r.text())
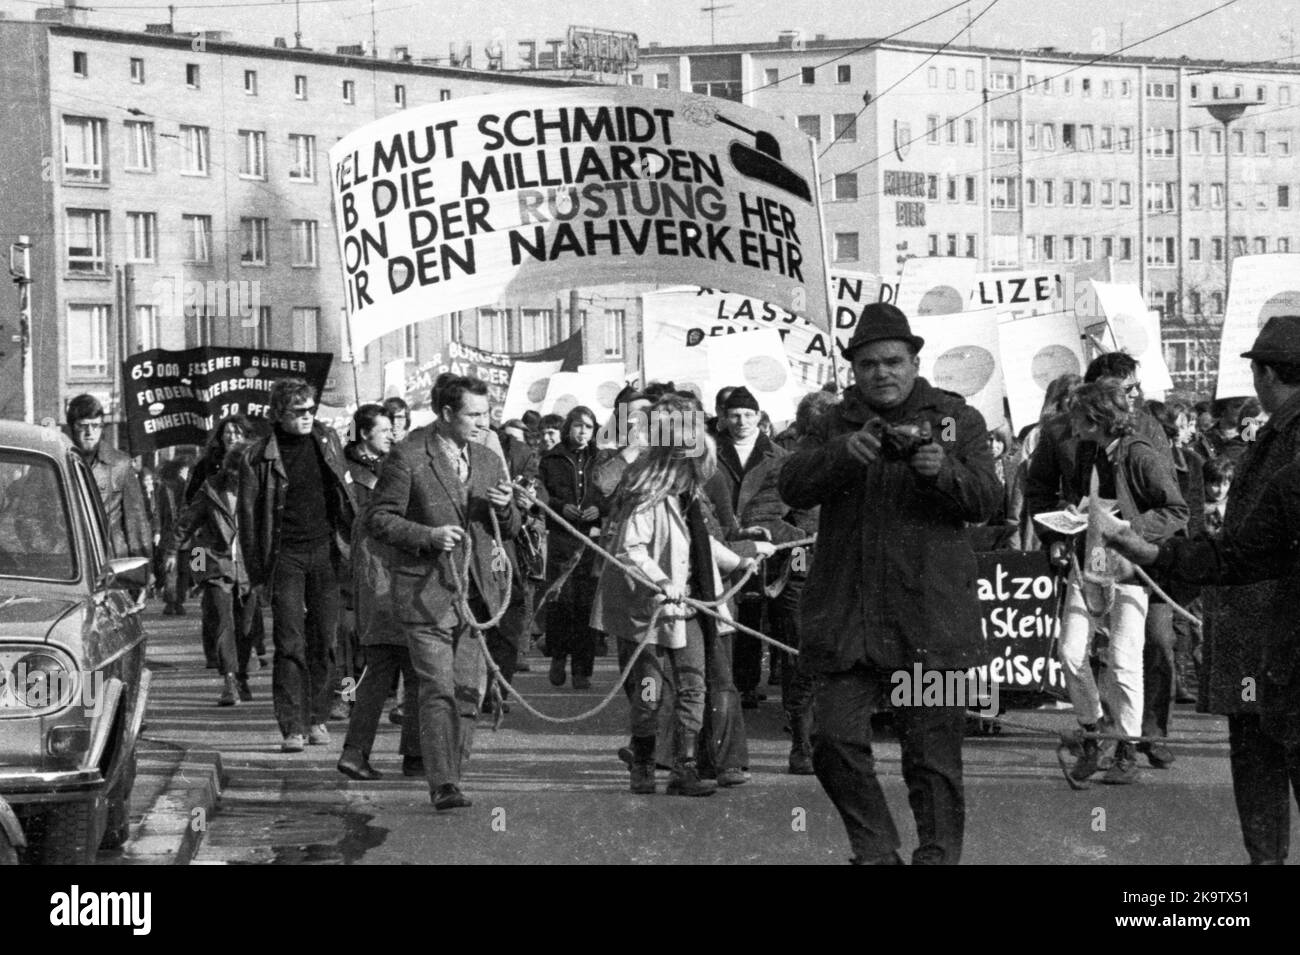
top-left (119, 750), bottom-right (224, 865)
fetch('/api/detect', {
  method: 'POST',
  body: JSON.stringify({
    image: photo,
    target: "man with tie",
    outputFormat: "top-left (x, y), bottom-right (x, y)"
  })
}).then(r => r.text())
top-left (364, 375), bottom-right (523, 810)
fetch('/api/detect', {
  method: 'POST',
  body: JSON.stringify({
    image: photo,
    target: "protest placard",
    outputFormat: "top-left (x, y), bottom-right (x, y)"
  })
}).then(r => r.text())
top-left (911, 307), bottom-right (1007, 428)
top-left (1216, 253), bottom-right (1300, 397)
top-left (405, 331), bottom-right (584, 412)
top-left (894, 257), bottom-right (978, 318)
top-left (996, 310), bottom-right (1087, 430)
top-left (330, 87), bottom-right (830, 349)
top-left (1084, 281), bottom-right (1174, 398)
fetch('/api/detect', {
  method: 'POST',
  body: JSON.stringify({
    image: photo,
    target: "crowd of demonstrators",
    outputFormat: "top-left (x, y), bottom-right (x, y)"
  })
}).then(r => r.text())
top-left (780, 303), bottom-right (1000, 865)
top-left (238, 378), bottom-right (356, 753)
top-left (155, 459), bottom-right (192, 616)
top-left (364, 375), bottom-right (522, 811)
top-left (536, 405), bottom-right (607, 690)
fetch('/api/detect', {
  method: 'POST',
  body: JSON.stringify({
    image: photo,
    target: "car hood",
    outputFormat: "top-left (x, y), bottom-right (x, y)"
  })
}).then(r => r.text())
top-left (0, 596), bottom-right (81, 640)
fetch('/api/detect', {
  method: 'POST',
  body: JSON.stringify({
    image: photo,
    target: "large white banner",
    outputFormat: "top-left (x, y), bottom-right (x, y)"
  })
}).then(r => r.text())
top-left (894, 257), bottom-right (978, 317)
top-left (1083, 281), bottom-right (1173, 399)
top-left (330, 87), bottom-right (830, 349)
top-left (910, 308), bottom-right (1007, 429)
top-left (1217, 254), bottom-right (1300, 397)
top-left (997, 311), bottom-right (1087, 430)
top-left (970, 269), bottom-right (1068, 322)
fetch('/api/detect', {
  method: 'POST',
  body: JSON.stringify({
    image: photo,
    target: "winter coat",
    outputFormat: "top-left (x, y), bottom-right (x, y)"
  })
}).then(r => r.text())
top-left (363, 424), bottom-right (523, 627)
top-left (778, 377), bottom-right (999, 674)
top-left (236, 423), bottom-right (355, 587)
top-left (537, 441), bottom-right (608, 578)
top-left (169, 477), bottom-right (248, 592)
top-left (343, 443), bottom-right (403, 647)
top-left (1156, 458), bottom-right (1300, 744)
top-left (1199, 389), bottom-right (1300, 715)
top-left (590, 491), bottom-right (742, 649)
top-left (80, 443), bottom-right (152, 559)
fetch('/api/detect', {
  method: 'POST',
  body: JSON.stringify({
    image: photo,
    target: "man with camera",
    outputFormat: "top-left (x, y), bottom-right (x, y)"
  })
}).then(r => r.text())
top-left (779, 303), bottom-right (999, 865)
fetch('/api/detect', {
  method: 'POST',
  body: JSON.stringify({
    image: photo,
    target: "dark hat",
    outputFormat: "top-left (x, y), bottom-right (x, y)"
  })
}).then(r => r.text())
top-left (840, 302), bottom-right (925, 360)
top-left (722, 386), bottom-right (760, 413)
top-left (1241, 315), bottom-right (1300, 365)
top-left (613, 383), bottom-right (646, 409)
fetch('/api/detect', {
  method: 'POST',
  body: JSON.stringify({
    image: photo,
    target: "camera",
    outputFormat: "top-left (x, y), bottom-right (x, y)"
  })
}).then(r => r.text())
top-left (865, 418), bottom-right (933, 462)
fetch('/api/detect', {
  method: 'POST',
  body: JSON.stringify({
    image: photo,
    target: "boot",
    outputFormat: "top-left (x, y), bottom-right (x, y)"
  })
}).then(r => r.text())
top-left (666, 730), bottom-right (717, 797)
top-left (787, 712), bottom-right (815, 775)
top-left (1101, 741), bottom-right (1141, 785)
top-left (629, 735), bottom-right (657, 794)
top-left (218, 674), bottom-right (238, 707)
top-left (1070, 724), bottom-right (1102, 782)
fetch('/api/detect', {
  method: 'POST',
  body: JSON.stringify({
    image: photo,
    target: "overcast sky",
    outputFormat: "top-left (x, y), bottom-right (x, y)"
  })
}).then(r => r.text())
top-left (5, 0), bottom-right (1298, 67)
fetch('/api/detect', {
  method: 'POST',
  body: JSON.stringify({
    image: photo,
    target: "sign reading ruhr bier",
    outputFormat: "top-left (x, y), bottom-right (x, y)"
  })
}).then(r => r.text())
top-left (566, 26), bottom-right (639, 73)
top-left (883, 170), bottom-right (929, 197)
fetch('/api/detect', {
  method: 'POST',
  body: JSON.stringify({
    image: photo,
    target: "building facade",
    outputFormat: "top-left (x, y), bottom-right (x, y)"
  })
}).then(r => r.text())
top-left (634, 33), bottom-right (1300, 395)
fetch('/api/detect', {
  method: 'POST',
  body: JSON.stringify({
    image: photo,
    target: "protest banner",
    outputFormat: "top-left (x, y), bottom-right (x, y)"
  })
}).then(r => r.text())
top-left (911, 308), bottom-right (1007, 429)
top-left (1083, 281), bottom-right (1174, 399)
top-left (974, 550), bottom-right (1065, 696)
top-left (970, 269), bottom-right (1067, 322)
top-left (894, 257), bottom-right (978, 318)
top-left (539, 366), bottom-right (628, 418)
top-left (1216, 253), bottom-right (1300, 398)
top-left (330, 87), bottom-right (831, 350)
top-left (121, 347), bottom-right (332, 453)
top-left (404, 331), bottom-right (583, 412)
top-left (996, 310), bottom-right (1087, 431)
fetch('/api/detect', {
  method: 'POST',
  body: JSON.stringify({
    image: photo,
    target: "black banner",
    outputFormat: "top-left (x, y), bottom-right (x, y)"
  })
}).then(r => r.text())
top-left (975, 550), bottom-right (1067, 697)
top-left (121, 347), bottom-right (332, 453)
top-left (401, 330), bottom-right (584, 410)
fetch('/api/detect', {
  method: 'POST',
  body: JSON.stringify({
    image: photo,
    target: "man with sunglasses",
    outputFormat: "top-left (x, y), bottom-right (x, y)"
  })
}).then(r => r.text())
top-left (239, 378), bottom-right (355, 752)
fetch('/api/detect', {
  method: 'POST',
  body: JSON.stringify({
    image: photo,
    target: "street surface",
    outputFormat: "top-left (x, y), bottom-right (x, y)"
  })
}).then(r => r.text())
top-left (126, 604), bottom-right (1297, 865)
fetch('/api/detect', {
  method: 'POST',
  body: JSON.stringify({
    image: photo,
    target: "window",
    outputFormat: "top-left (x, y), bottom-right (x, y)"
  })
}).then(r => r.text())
top-left (966, 69), bottom-right (976, 90)
top-left (797, 115), bottom-right (821, 142)
top-left (1100, 180), bottom-right (1114, 206)
top-left (182, 214), bottom-right (212, 263)
top-left (1189, 83), bottom-right (1200, 100)
top-left (833, 173), bottom-right (858, 201)
top-left (1081, 237), bottom-right (1093, 261)
top-left (239, 130), bottom-right (267, 179)
top-left (1189, 129), bottom-right (1201, 154)
top-left (1026, 236), bottom-right (1038, 262)
top-left (630, 74), bottom-right (644, 86)
top-left (945, 117), bottom-right (957, 144)
top-left (801, 67), bottom-right (815, 85)
top-left (240, 217), bottom-right (269, 265)
top-left (1120, 80), bottom-right (1131, 97)
top-left (1043, 236), bottom-right (1055, 262)
top-left (990, 176), bottom-right (1016, 209)
top-left (1080, 180), bottom-right (1093, 207)
top-left (928, 67), bottom-right (938, 88)
top-left (991, 119), bottom-right (1017, 153)
top-left (1233, 130), bottom-right (1245, 155)
top-left (1145, 181), bottom-right (1176, 212)
top-left (135, 304), bottom-right (161, 352)
top-left (1119, 238), bottom-right (1133, 262)
top-left (244, 69), bottom-right (257, 95)
top-left (1026, 74), bottom-right (1037, 94)
top-left (440, 89), bottom-right (452, 101)
top-left (1062, 123), bottom-right (1076, 150)
top-left (833, 232), bottom-right (859, 262)
top-left (190, 308), bottom-right (214, 347)
top-left (990, 235), bottom-right (1018, 267)
top-left (655, 74), bottom-right (669, 89)
top-left (291, 220), bottom-right (318, 267)
top-left (991, 72), bottom-right (1015, 91)
top-left (1063, 78), bottom-right (1073, 96)
top-left (1258, 85), bottom-right (1267, 102)
top-left (1082, 78), bottom-right (1091, 97)
top-left (1255, 131), bottom-right (1268, 155)
top-left (126, 212), bottom-right (156, 263)
top-left (1211, 182), bottom-right (1224, 208)
top-left (946, 234), bottom-right (958, 257)
top-left (124, 120), bottom-right (154, 172)
top-left (62, 116), bottom-right (106, 182)
top-left (947, 68), bottom-right (957, 89)
top-left (1079, 125), bottom-right (1094, 151)
top-left (1146, 235), bottom-right (1177, 266)
top-left (965, 234), bottom-right (977, 258)
top-left (66, 209), bottom-right (108, 274)
top-left (927, 234), bottom-right (939, 256)
top-left (836, 64), bottom-right (851, 83)
top-left (1254, 236), bottom-right (1268, 254)
top-left (294, 74), bottom-right (308, 99)
top-left (1025, 122), bottom-right (1038, 150)
top-left (1063, 236), bottom-right (1076, 262)
top-left (293, 307), bottom-right (320, 352)
top-left (833, 113), bottom-right (857, 142)
top-left (1102, 237), bottom-right (1114, 259)
top-left (1041, 123), bottom-right (1056, 151)
top-left (1189, 183), bottom-right (1202, 208)
top-left (1103, 80), bottom-right (1113, 97)
top-left (964, 118), bottom-right (976, 145)
top-left (1042, 76), bottom-right (1053, 95)
top-left (67, 305), bottom-right (110, 378)
top-left (1211, 128), bottom-right (1223, 154)
top-left (1189, 238), bottom-right (1202, 261)
top-left (288, 133), bottom-right (316, 181)
top-left (342, 79), bottom-right (356, 104)
top-left (130, 57), bottom-right (145, 83)
top-left (1280, 185), bottom-right (1291, 209)
top-left (604, 309), bottom-right (626, 358)
top-left (1063, 179), bottom-right (1076, 206)
top-left (926, 115), bottom-right (939, 144)
top-left (1118, 181), bottom-right (1132, 206)
top-left (1118, 127), bottom-right (1132, 152)
top-left (1284, 86), bottom-right (1294, 105)
top-left (180, 125), bottom-right (209, 175)
top-left (1278, 132), bottom-right (1292, 157)
top-left (1145, 81), bottom-right (1175, 98)
top-left (394, 84), bottom-right (406, 107)
top-left (250, 306), bottom-right (271, 349)
top-left (72, 51), bottom-right (88, 78)
top-left (1097, 125), bottom-right (1113, 151)
top-left (1146, 127), bottom-right (1176, 157)
top-left (186, 63), bottom-right (200, 89)
top-left (1211, 237), bottom-right (1224, 261)
top-left (926, 175), bottom-right (938, 200)
top-left (762, 68), bottom-right (779, 86)
top-left (1025, 178), bottom-right (1038, 205)
top-left (1281, 238), bottom-right (1292, 253)
top-left (946, 176), bottom-right (958, 201)
top-left (1043, 179), bottom-right (1056, 206)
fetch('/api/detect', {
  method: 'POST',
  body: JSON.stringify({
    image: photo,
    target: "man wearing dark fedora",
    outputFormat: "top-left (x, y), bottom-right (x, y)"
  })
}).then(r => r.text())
top-left (779, 302), bottom-right (999, 864)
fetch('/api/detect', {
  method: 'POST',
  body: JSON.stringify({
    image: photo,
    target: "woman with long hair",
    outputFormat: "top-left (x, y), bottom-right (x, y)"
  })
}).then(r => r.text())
top-left (592, 395), bottom-right (771, 797)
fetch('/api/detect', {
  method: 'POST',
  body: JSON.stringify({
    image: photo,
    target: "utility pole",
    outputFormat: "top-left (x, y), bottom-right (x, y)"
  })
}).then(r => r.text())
top-left (1197, 98), bottom-right (1261, 299)
top-left (370, 0), bottom-right (377, 57)
top-left (9, 236), bottom-right (34, 424)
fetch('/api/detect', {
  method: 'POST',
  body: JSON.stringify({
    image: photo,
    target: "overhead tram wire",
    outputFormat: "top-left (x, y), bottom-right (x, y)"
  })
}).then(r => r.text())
top-left (818, 0), bottom-right (1003, 159)
top-left (825, 0), bottom-right (1248, 184)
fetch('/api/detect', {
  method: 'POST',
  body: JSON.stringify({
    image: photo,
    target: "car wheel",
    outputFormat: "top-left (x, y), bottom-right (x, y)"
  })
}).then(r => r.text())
top-left (99, 753), bottom-right (138, 851)
top-left (33, 803), bottom-right (97, 865)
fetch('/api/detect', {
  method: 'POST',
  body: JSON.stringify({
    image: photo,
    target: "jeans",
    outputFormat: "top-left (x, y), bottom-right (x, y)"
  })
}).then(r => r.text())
top-left (698, 628), bottom-right (749, 775)
top-left (270, 540), bottom-right (340, 737)
top-left (1228, 713), bottom-right (1300, 864)
top-left (209, 584), bottom-right (257, 679)
top-left (546, 573), bottom-right (597, 679)
top-left (812, 665), bottom-right (966, 865)
top-left (1058, 578), bottom-right (1148, 739)
top-left (1142, 602), bottom-right (1176, 740)
top-left (343, 644), bottom-right (420, 760)
top-left (405, 607), bottom-right (488, 792)
top-left (627, 620), bottom-right (706, 740)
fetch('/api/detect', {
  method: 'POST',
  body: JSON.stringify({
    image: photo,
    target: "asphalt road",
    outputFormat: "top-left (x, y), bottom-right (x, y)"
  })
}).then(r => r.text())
top-left (112, 600), bottom-right (1292, 866)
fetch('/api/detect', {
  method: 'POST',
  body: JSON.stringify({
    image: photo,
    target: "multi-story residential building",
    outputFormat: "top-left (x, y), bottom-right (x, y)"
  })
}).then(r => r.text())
top-left (0, 13), bottom-right (639, 432)
top-left (635, 32), bottom-right (1300, 395)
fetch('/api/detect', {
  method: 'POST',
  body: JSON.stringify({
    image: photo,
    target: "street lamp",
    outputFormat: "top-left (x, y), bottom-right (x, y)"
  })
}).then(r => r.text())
top-left (1195, 99), bottom-right (1262, 298)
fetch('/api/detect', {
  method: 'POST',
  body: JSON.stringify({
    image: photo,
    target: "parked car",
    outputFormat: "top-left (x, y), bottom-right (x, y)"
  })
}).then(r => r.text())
top-left (0, 421), bottom-right (151, 864)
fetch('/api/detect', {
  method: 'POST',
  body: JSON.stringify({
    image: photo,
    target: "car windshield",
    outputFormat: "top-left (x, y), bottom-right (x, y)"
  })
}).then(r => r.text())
top-left (0, 451), bottom-right (77, 581)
